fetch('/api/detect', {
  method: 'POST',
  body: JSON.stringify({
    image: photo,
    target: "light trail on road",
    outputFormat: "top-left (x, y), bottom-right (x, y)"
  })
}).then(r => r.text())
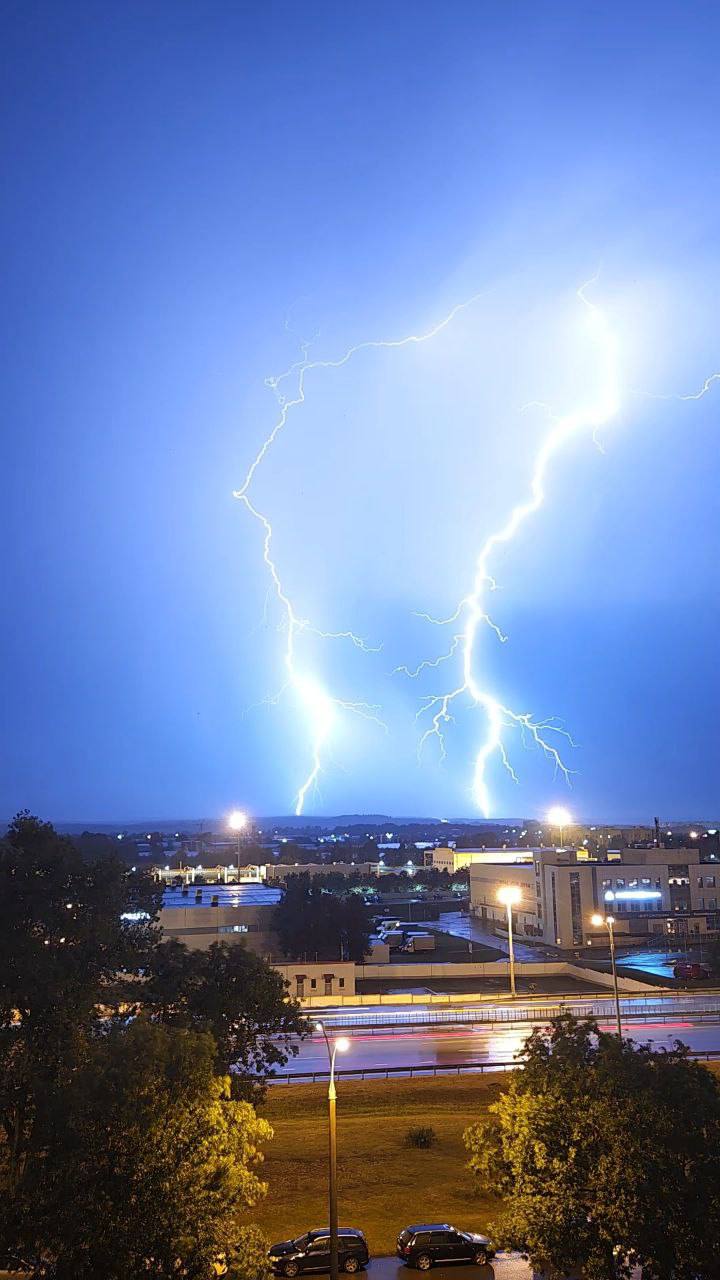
top-left (282, 1017), bottom-right (720, 1075)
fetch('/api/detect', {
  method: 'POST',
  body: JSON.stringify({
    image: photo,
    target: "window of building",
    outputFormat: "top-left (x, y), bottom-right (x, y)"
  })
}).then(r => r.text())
top-left (710, 899), bottom-right (717, 910)
top-left (551, 872), bottom-right (559, 944)
top-left (324, 975), bottom-right (333, 995)
top-left (296, 977), bottom-right (305, 998)
top-left (219, 924), bottom-right (248, 933)
top-left (311, 978), bottom-right (317, 989)
top-left (641, 877), bottom-right (651, 887)
top-left (615, 878), bottom-right (625, 889)
top-left (569, 872), bottom-right (583, 946)
top-left (602, 879), bottom-right (612, 890)
top-left (698, 877), bottom-right (704, 889)
top-left (708, 876), bottom-right (716, 888)
top-left (629, 878), bottom-right (638, 889)
top-left (339, 977), bottom-right (345, 988)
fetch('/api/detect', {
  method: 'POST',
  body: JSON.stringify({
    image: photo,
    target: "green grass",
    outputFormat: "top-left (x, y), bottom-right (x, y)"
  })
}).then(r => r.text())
top-left (247, 1075), bottom-right (504, 1256)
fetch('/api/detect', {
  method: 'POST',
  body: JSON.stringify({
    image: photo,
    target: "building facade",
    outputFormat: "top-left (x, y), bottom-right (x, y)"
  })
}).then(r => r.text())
top-left (469, 846), bottom-right (717, 947)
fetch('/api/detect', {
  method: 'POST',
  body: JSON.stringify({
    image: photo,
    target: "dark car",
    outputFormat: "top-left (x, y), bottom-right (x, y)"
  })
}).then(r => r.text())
top-left (397, 1224), bottom-right (495, 1270)
top-left (674, 961), bottom-right (710, 980)
top-left (268, 1228), bottom-right (369, 1276)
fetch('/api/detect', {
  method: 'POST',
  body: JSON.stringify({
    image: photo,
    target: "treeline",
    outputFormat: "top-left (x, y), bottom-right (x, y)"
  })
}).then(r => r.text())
top-left (0, 813), bottom-right (307, 1279)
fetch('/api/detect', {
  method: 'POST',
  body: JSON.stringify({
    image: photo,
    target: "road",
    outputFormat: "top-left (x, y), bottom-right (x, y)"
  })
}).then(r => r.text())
top-left (282, 1017), bottom-right (720, 1075)
top-left (366, 1256), bottom-right (529, 1280)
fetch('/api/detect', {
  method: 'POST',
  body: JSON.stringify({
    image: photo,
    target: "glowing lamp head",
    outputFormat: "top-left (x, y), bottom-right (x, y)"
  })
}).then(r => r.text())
top-left (315, 1021), bottom-right (324, 1033)
top-left (606, 915), bottom-right (615, 926)
top-left (497, 884), bottom-right (522, 908)
top-left (228, 810), bottom-right (248, 832)
top-left (335, 1037), bottom-right (350, 1053)
top-left (546, 805), bottom-right (572, 829)
top-left (590, 913), bottom-right (604, 927)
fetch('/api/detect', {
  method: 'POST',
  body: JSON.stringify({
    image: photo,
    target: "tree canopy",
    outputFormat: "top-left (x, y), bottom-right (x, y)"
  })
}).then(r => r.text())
top-left (0, 815), bottom-right (307, 1272)
top-left (465, 1013), bottom-right (720, 1279)
top-left (144, 938), bottom-right (307, 1099)
top-left (273, 876), bottom-right (372, 962)
top-left (10, 1019), bottom-right (272, 1279)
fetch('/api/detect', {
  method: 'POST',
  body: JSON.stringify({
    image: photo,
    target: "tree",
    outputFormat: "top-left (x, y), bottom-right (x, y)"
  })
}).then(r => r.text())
top-left (144, 939), bottom-right (308, 1100)
top-left (0, 813), bottom-right (161, 1199)
top-left (7, 1019), bottom-right (272, 1279)
top-left (273, 877), bottom-right (371, 962)
top-left (464, 1014), bottom-right (720, 1279)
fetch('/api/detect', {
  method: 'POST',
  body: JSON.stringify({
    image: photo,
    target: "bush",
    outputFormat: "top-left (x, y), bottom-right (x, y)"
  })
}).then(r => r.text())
top-left (405, 1125), bottom-right (436, 1149)
top-left (226, 1227), bottom-right (272, 1280)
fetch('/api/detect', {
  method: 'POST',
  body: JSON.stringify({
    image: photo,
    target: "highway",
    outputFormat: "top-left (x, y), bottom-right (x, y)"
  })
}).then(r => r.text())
top-left (280, 1016), bottom-right (720, 1077)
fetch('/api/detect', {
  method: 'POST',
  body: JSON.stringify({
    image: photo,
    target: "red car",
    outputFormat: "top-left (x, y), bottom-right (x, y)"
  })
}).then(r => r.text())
top-left (674, 961), bottom-right (710, 980)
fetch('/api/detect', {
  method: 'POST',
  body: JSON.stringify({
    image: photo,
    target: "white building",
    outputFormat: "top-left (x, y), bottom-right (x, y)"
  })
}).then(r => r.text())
top-left (469, 846), bottom-right (715, 947)
top-left (428, 846), bottom-right (535, 874)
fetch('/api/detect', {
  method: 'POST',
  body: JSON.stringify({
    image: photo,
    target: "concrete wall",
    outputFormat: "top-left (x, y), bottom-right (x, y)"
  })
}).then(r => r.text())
top-left (298, 960), bottom-right (661, 1006)
top-left (160, 903), bottom-right (277, 952)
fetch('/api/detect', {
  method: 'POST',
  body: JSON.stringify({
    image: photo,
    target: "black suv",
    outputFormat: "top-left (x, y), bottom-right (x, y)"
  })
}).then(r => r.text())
top-left (397, 1224), bottom-right (495, 1270)
top-left (268, 1228), bottom-right (369, 1276)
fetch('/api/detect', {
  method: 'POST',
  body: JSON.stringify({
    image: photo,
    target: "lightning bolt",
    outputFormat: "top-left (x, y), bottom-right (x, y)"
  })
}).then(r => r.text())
top-left (237, 277), bottom-right (715, 819)
top-left (234, 291), bottom-right (485, 813)
top-left (402, 278), bottom-right (621, 815)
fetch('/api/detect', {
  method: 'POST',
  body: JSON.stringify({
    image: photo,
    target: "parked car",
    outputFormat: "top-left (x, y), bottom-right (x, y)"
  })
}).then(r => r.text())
top-left (267, 1228), bottom-right (369, 1276)
top-left (674, 961), bottom-right (710, 980)
top-left (397, 1224), bottom-right (495, 1269)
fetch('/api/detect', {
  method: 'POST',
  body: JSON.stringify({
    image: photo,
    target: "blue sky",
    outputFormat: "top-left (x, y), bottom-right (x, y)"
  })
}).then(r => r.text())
top-left (2, 1), bottom-right (720, 822)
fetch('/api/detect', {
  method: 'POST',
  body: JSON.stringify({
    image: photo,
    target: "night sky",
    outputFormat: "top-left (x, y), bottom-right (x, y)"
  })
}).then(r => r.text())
top-left (2, 2), bottom-right (720, 822)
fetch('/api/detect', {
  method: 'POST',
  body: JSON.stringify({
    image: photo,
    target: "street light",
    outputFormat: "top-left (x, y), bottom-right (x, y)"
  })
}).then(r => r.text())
top-left (590, 905), bottom-right (622, 1036)
top-left (315, 1023), bottom-right (350, 1280)
top-left (227, 810), bottom-right (248, 876)
top-left (497, 885), bottom-right (522, 998)
top-left (546, 805), bottom-right (572, 850)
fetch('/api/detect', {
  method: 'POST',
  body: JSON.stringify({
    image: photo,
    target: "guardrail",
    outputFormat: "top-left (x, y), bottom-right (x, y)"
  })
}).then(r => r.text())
top-left (270, 1048), bottom-right (720, 1085)
top-left (308, 993), bottom-right (720, 1031)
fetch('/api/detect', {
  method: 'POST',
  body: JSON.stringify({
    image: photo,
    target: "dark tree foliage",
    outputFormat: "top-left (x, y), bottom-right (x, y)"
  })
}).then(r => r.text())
top-left (0, 816), bottom-right (301, 1271)
top-left (465, 1013), bottom-right (720, 1280)
top-left (11, 1020), bottom-right (272, 1280)
top-left (144, 939), bottom-right (307, 1100)
top-left (0, 813), bottom-right (161, 1199)
top-left (273, 876), bottom-right (372, 963)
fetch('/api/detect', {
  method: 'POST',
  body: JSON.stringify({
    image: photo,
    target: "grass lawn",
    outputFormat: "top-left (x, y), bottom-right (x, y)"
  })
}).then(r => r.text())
top-left (248, 1075), bottom-right (505, 1257)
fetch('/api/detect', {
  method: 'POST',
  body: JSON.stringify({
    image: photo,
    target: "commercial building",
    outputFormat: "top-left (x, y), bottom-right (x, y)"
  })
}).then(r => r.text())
top-left (428, 846), bottom-right (534, 874)
top-left (160, 882), bottom-right (281, 952)
top-left (469, 845), bottom-right (716, 947)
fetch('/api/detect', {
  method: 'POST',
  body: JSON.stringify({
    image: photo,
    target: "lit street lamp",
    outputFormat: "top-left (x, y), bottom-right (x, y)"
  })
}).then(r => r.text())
top-left (591, 904), bottom-right (622, 1036)
top-left (546, 805), bottom-right (572, 850)
top-left (315, 1023), bottom-right (350, 1280)
top-left (227, 809), bottom-right (248, 876)
top-left (497, 885), bottom-right (522, 998)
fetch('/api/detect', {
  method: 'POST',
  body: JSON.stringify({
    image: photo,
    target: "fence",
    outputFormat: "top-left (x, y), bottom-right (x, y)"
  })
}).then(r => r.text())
top-left (308, 992), bottom-right (720, 1031)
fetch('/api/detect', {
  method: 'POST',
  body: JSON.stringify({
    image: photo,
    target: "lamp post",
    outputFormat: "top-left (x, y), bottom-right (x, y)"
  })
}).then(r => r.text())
top-left (227, 810), bottom-right (248, 877)
top-left (497, 885), bottom-right (522, 998)
top-left (591, 904), bottom-right (622, 1036)
top-left (546, 805), bottom-right (572, 850)
top-left (315, 1023), bottom-right (350, 1280)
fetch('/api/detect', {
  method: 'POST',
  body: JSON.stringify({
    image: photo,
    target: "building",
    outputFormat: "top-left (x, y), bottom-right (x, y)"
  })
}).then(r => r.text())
top-left (469, 845), bottom-right (715, 947)
top-left (160, 882), bottom-right (281, 952)
top-left (428, 846), bottom-right (535, 874)
top-left (272, 961), bottom-right (356, 1000)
